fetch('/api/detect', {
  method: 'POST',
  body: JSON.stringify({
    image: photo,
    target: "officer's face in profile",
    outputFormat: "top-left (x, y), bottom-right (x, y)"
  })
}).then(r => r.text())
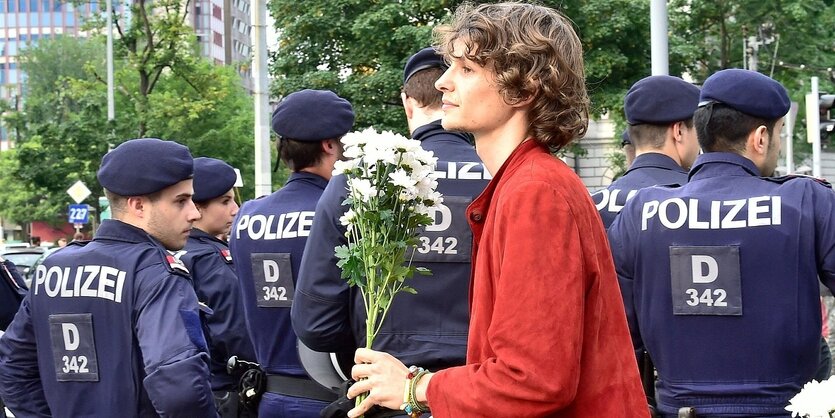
top-left (146, 179), bottom-right (201, 250)
top-left (196, 189), bottom-right (239, 236)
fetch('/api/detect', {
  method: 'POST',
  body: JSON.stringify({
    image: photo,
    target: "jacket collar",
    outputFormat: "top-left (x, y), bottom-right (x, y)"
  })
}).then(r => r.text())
top-left (286, 171), bottom-right (329, 190)
top-left (689, 152), bottom-right (762, 181)
top-left (624, 152), bottom-right (687, 176)
top-left (412, 119), bottom-right (471, 144)
top-left (95, 219), bottom-right (165, 246)
top-left (189, 228), bottom-right (226, 245)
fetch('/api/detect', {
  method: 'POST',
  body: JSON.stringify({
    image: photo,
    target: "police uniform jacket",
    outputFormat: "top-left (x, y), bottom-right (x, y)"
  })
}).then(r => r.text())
top-left (181, 228), bottom-right (256, 391)
top-left (291, 123), bottom-right (488, 371)
top-left (229, 171), bottom-right (327, 378)
top-left (592, 152), bottom-right (688, 229)
top-left (425, 139), bottom-right (648, 417)
top-left (608, 152), bottom-right (835, 416)
top-left (0, 220), bottom-right (217, 418)
top-left (1, 258), bottom-right (28, 330)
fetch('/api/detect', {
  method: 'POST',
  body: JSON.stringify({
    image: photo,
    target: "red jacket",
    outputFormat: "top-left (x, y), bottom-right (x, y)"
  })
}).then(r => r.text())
top-left (426, 140), bottom-right (649, 417)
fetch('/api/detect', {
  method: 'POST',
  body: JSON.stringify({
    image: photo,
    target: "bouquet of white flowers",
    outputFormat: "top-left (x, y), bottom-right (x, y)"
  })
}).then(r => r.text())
top-left (785, 377), bottom-right (835, 418)
top-left (333, 127), bottom-right (442, 349)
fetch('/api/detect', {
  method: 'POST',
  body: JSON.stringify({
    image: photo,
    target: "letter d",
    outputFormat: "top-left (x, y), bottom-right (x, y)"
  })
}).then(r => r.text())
top-left (691, 255), bottom-right (718, 284)
top-left (263, 260), bottom-right (279, 283)
top-left (62, 323), bottom-right (80, 351)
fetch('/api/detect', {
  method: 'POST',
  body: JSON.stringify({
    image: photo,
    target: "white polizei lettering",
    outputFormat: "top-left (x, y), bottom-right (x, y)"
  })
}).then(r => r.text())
top-left (80, 266), bottom-right (99, 298)
top-left (60, 267), bottom-right (73, 297)
top-left (607, 189), bottom-right (625, 213)
top-left (772, 196), bottom-right (781, 225)
top-left (659, 198), bottom-right (687, 229)
top-left (747, 196), bottom-right (772, 227)
top-left (263, 214), bottom-right (278, 240)
top-left (640, 195), bottom-right (783, 231)
top-left (458, 162), bottom-right (482, 180)
top-left (33, 264), bottom-right (127, 302)
top-left (45, 266), bottom-right (62, 297)
top-left (691, 255), bottom-right (718, 283)
top-left (592, 189), bottom-right (608, 211)
top-left (641, 200), bottom-right (659, 231)
top-left (248, 215), bottom-right (266, 240)
top-left (34, 265), bottom-right (46, 295)
top-left (62, 323), bottom-right (80, 351)
top-left (710, 200), bottom-right (721, 229)
top-left (688, 199), bottom-right (710, 229)
top-left (297, 212), bottom-right (314, 237)
top-left (282, 212), bottom-right (299, 238)
top-left (721, 199), bottom-right (747, 229)
top-left (263, 260), bottom-right (280, 283)
top-left (235, 215), bottom-right (250, 240)
top-left (434, 162), bottom-right (490, 180)
top-left (447, 162), bottom-right (456, 179)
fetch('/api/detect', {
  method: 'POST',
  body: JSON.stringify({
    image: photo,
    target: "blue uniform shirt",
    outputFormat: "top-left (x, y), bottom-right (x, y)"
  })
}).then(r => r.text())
top-left (1, 258), bottom-right (28, 330)
top-left (0, 220), bottom-right (217, 418)
top-left (608, 152), bottom-right (835, 416)
top-left (181, 228), bottom-right (256, 391)
top-left (592, 152), bottom-right (688, 229)
top-left (291, 122), bottom-right (489, 371)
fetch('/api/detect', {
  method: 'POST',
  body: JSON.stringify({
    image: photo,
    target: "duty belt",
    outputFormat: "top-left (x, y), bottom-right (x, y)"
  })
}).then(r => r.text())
top-left (265, 374), bottom-right (337, 402)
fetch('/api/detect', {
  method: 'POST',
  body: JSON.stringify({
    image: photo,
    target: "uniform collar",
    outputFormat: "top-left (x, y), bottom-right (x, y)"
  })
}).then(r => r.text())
top-left (189, 228), bottom-right (226, 245)
top-left (689, 152), bottom-right (762, 181)
top-left (95, 219), bottom-right (165, 246)
top-left (624, 152), bottom-right (687, 176)
top-left (412, 119), bottom-right (471, 144)
top-left (286, 171), bottom-right (329, 190)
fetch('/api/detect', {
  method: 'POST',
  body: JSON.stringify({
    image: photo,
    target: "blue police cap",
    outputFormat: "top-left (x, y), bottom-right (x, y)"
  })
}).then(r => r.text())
top-left (625, 75), bottom-right (700, 125)
top-left (192, 157), bottom-right (237, 202)
top-left (404, 47), bottom-right (447, 84)
top-left (699, 69), bottom-right (790, 120)
top-left (97, 138), bottom-right (193, 196)
top-left (271, 89), bottom-right (354, 141)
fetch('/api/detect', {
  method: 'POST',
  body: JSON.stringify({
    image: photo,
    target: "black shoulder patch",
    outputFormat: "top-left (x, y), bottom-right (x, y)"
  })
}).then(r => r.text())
top-left (764, 174), bottom-right (832, 189)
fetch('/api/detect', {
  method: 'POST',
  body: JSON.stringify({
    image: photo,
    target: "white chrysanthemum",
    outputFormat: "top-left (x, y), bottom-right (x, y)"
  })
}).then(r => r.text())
top-left (343, 145), bottom-right (363, 160)
top-left (333, 159), bottom-right (359, 176)
top-left (364, 144), bottom-right (398, 165)
top-left (415, 176), bottom-right (439, 200)
top-left (348, 178), bottom-right (378, 203)
top-left (425, 191), bottom-right (443, 207)
top-left (341, 128), bottom-right (374, 148)
top-left (339, 209), bottom-right (356, 227)
top-left (413, 202), bottom-right (431, 216)
top-left (785, 378), bottom-right (835, 418)
top-left (389, 169), bottom-right (416, 189)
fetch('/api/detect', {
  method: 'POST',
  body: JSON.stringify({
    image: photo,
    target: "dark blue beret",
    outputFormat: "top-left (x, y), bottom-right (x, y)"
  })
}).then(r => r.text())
top-left (404, 47), bottom-right (447, 84)
top-left (271, 89), bottom-right (355, 141)
top-left (699, 69), bottom-right (790, 120)
top-left (625, 75), bottom-right (700, 125)
top-left (192, 157), bottom-right (237, 202)
top-left (97, 138), bottom-right (193, 196)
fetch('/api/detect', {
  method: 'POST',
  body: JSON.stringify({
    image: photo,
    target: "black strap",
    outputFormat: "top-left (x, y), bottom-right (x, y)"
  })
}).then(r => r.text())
top-left (265, 374), bottom-right (337, 402)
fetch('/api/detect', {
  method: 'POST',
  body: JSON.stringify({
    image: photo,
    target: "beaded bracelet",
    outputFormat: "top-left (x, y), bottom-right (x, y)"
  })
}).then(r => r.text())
top-left (401, 366), bottom-right (430, 418)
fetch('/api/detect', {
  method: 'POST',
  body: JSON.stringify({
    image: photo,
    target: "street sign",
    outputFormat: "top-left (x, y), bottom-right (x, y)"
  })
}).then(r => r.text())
top-left (68, 204), bottom-right (90, 224)
top-left (67, 180), bottom-right (92, 204)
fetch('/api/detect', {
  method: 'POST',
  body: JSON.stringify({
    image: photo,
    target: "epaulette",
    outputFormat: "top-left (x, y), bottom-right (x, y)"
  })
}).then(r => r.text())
top-left (219, 248), bottom-right (233, 264)
top-left (165, 250), bottom-right (191, 275)
top-left (763, 174), bottom-right (832, 189)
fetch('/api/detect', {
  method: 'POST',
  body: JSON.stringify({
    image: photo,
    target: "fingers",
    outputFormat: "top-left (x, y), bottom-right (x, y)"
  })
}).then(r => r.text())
top-left (346, 394), bottom-right (376, 418)
top-left (354, 347), bottom-right (381, 364)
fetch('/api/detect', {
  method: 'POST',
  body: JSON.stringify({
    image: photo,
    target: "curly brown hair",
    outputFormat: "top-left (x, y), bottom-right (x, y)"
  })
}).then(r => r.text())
top-left (433, 2), bottom-right (589, 151)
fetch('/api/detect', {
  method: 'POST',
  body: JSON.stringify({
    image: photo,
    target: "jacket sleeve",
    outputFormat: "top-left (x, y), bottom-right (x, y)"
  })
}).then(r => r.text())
top-left (814, 184), bottom-right (835, 294)
top-left (291, 175), bottom-right (357, 351)
top-left (191, 254), bottom-right (256, 364)
top-left (425, 182), bottom-right (594, 415)
top-left (135, 268), bottom-right (218, 418)
top-left (608, 203), bottom-right (645, 359)
top-left (0, 295), bottom-right (52, 417)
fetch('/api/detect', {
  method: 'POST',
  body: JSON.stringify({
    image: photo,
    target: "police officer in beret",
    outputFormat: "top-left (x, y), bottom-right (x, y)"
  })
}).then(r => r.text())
top-left (592, 75), bottom-right (701, 229)
top-left (228, 89), bottom-right (353, 417)
top-left (179, 157), bottom-right (256, 417)
top-left (608, 69), bottom-right (835, 417)
top-left (291, 47), bottom-right (488, 418)
top-left (0, 138), bottom-right (217, 417)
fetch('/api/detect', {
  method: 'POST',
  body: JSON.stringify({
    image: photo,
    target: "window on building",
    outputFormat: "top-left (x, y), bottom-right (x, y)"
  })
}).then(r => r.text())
top-left (41, 0), bottom-right (48, 11)
top-left (53, 0), bottom-right (60, 11)
top-left (17, 0), bottom-right (24, 12)
top-left (0, 0), bottom-right (7, 12)
top-left (212, 4), bottom-right (220, 19)
top-left (29, 0), bottom-right (36, 11)
top-left (54, 11), bottom-right (62, 25)
top-left (66, 11), bottom-right (74, 24)
top-left (9, 69), bottom-right (18, 84)
top-left (29, 12), bottom-right (37, 25)
top-left (39, 12), bottom-right (49, 25)
top-left (8, 0), bottom-right (15, 12)
top-left (213, 31), bottom-right (222, 46)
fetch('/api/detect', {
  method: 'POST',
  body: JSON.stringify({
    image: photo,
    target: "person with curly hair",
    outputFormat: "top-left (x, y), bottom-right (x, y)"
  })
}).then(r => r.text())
top-left (343, 3), bottom-right (649, 417)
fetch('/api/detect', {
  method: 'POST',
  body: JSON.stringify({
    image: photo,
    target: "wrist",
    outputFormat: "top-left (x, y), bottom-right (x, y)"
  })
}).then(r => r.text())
top-left (414, 371), bottom-right (432, 404)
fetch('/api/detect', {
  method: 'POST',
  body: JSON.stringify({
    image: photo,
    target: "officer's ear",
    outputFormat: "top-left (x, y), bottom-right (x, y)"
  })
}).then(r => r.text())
top-left (401, 92), bottom-right (415, 120)
top-left (124, 196), bottom-right (146, 217)
top-left (748, 125), bottom-right (770, 156)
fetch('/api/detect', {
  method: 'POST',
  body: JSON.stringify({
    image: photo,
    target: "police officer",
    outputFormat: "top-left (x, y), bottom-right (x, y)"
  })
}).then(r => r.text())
top-left (291, 47), bottom-right (489, 417)
top-left (0, 138), bottom-right (217, 417)
top-left (180, 157), bottom-right (256, 417)
top-left (0, 255), bottom-right (27, 331)
top-left (592, 75), bottom-right (701, 229)
top-left (608, 69), bottom-right (835, 417)
top-left (228, 89), bottom-right (353, 417)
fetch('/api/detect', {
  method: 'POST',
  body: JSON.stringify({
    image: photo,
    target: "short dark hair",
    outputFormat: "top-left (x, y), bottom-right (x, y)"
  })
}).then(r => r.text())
top-left (403, 67), bottom-right (444, 109)
top-left (694, 105), bottom-right (777, 153)
top-left (628, 119), bottom-right (694, 149)
top-left (278, 137), bottom-right (327, 172)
